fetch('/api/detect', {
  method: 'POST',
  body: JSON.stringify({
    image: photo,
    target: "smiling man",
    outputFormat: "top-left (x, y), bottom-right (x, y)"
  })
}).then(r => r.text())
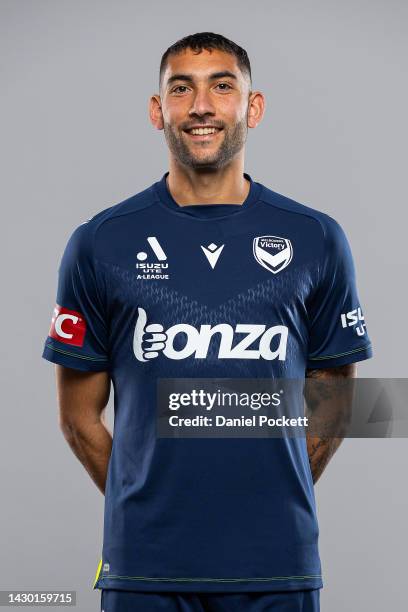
top-left (42, 33), bottom-right (372, 612)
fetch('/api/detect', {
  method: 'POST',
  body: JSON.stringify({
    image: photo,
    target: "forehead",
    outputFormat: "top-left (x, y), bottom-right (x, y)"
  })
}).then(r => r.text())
top-left (162, 48), bottom-right (243, 83)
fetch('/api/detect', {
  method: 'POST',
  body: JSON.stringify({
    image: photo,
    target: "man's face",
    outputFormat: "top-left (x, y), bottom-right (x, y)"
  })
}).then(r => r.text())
top-left (159, 48), bottom-right (251, 170)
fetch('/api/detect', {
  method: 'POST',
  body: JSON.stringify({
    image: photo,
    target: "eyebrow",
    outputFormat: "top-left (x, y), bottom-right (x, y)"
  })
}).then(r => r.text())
top-left (166, 71), bottom-right (238, 87)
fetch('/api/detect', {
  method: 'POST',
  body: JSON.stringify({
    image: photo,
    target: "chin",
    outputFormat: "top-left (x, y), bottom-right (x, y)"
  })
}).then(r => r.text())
top-left (189, 152), bottom-right (222, 165)
top-left (189, 159), bottom-right (223, 170)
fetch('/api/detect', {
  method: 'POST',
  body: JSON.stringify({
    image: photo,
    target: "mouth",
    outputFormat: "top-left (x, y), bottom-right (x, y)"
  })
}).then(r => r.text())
top-left (183, 126), bottom-right (223, 141)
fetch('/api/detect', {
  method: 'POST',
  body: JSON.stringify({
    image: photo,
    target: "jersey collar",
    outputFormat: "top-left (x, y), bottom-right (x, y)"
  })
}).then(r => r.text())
top-left (154, 171), bottom-right (262, 219)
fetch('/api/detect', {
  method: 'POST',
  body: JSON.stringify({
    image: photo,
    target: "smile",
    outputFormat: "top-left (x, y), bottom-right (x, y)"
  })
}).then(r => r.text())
top-left (184, 127), bottom-right (223, 140)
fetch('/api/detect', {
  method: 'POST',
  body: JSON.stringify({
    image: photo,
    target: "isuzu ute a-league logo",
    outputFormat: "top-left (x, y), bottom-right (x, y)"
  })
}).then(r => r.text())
top-left (133, 307), bottom-right (288, 362)
top-left (341, 307), bottom-right (366, 336)
top-left (136, 236), bottom-right (169, 280)
top-left (253, 235), bottom-right (293, 274)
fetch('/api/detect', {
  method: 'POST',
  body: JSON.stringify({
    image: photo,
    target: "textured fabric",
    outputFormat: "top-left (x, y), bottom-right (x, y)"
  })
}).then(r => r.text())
top-left (42, 172), bottom-right (372, 592)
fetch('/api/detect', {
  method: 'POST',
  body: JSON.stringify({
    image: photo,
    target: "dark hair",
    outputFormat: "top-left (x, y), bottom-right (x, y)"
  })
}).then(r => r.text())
top-left (159, 32), bottom-right (252, 90)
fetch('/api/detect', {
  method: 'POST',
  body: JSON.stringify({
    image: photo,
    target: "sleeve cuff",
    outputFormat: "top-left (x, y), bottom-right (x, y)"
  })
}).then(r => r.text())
top-left (42, 342), bottom-right (111, 372)
top-left (306, 343), bottom-right (373, 370)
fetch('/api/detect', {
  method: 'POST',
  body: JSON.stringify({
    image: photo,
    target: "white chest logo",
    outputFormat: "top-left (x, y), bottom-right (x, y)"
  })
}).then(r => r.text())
top-left (133, 307), bottom-right (288, 362)
top-left (253, 236), bottom-right (293, 274)
top-left (201, 243), bottom-right (224, 269)
top-left (136, 236), bottom-right (169, 280)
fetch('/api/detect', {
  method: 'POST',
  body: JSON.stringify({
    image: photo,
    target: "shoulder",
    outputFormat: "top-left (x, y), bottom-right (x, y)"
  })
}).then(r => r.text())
top-left (259, 183), bottom-right (349, 247)
top-left (81, 183), bottom-right (156, 235)
top-left (65, 183), bottom-right (157, 253)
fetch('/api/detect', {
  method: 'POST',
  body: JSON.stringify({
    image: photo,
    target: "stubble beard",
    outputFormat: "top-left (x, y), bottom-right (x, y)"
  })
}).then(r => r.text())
top-left (163, 117), bottom-right (248, 171)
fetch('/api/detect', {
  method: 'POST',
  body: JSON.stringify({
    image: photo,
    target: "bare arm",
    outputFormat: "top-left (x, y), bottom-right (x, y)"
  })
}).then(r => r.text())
top-left (56, 365), bottom-right (112, 495)
top-left (304, 363), bottom-right (357, 484)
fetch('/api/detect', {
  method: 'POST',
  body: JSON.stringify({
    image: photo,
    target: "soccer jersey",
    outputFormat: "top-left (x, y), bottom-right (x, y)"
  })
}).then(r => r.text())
top-left (42, 172), bottom-right (372, 593)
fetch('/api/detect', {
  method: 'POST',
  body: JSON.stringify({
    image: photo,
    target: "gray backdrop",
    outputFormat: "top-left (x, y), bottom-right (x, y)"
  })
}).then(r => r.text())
top-left (1, 0), bottom-right (407, 610)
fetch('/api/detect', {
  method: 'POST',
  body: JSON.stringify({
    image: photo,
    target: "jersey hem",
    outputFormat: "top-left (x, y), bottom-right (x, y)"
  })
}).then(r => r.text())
top-left (42, 343), bottom-right (111, 372)
top-left (94, 575), bottom-right (323, 594)
top-left (307, 344), bottom-right (372, 369)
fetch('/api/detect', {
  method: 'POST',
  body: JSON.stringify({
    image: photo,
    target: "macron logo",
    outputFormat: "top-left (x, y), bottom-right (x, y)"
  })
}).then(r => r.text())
top-left (201, 243), bottom-right (224, 269)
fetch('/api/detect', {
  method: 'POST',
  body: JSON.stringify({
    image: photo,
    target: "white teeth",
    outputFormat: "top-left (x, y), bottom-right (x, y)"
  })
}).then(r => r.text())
top-left (190, 127), bottom-right (218, 135)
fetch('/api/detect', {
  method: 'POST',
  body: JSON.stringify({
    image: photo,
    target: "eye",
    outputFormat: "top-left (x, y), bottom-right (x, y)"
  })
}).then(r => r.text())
top-left (215, 82), bottom-right (232, 91)
top-left (171, 85), bottom-right (189, 94)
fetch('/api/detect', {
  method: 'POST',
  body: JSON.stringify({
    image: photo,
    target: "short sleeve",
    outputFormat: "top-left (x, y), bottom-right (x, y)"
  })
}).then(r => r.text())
top-left (307, 217), bottom-right (373, 369)
top-left (42, 222), bottom-right (110, 372)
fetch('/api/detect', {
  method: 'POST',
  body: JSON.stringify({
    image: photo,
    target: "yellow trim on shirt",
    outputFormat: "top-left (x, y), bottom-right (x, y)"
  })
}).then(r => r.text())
top-left (93, 558), bottom-right (103, 588)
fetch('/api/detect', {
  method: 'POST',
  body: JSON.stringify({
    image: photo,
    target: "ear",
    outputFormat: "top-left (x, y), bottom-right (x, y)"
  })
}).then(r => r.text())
top-left (247, 90), bottom-right (265, 129)
top-left (149, 94), bottom-right (164, 130)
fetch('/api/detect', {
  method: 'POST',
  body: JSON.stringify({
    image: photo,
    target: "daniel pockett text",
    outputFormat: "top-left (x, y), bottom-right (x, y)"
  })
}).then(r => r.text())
top-left (157, 379), bottom-right (309, 438)
top-left (158, 378), bottom-right (408, 439)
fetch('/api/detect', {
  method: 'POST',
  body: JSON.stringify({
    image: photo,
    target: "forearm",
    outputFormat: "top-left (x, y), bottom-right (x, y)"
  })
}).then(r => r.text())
top-left (61, 418), bottom-right (112, 495)
top-left (306, 435), bottom-right (343, 484)
top-left (305, 363), bottom-right (356, 484)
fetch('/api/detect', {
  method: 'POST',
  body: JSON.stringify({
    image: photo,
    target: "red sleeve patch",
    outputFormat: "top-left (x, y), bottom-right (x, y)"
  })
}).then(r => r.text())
top-left (49, 304), bottom-right (87, 347)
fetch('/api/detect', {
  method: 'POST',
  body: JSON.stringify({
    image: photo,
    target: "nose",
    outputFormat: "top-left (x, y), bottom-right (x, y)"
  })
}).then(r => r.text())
top-left (188, 86), bottom-right (216, 118)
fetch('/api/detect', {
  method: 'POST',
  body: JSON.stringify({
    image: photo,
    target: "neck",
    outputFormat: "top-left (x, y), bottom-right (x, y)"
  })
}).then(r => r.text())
top-left (166, 159), bottom-right (250, 206)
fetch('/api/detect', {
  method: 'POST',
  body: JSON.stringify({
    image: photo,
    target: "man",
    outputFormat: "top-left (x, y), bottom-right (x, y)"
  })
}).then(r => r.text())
top-left (42, 32), bottom-right (372, 612)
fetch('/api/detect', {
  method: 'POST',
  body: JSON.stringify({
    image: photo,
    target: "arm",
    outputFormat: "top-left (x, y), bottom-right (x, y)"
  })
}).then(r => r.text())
top-left (304, 363), bottom-right (357, 484)
top-left (56, 364), bottom-right (112, 495)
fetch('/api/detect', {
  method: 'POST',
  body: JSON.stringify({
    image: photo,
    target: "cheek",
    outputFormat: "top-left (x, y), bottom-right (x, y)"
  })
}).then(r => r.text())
top-left (219, 99), bottom-right (247, 122)
top-left (163, 101), bottom-right (188, 124)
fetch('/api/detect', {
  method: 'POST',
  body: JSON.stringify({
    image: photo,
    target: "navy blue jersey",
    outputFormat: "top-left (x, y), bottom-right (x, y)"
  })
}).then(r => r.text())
top-left (42, 172), bottom-right (372, 593)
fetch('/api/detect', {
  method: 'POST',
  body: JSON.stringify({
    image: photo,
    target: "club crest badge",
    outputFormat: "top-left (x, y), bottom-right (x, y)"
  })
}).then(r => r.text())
top-left (253, 235), bottom-right (293, 274)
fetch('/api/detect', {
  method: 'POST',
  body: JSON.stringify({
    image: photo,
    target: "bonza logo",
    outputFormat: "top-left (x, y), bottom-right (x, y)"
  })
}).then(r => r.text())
top-left (136, 236), bottom-right (169, 280)
top-left (340, 307), bottom-right (366, 336)
top-left (133, 307), bottom-right (288, 362)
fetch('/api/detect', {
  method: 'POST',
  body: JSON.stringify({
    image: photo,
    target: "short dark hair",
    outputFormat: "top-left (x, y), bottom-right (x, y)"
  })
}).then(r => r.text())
top-left (159, 32), bottom-right (252, 90)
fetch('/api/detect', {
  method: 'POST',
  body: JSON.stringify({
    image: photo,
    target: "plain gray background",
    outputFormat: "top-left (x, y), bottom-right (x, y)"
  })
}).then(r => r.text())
top-left (1, 0), bottom-right (407, 610)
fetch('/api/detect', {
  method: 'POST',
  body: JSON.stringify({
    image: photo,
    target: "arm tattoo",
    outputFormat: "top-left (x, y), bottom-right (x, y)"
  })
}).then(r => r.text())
top-left (305, 364), bottom-right (356, 484)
